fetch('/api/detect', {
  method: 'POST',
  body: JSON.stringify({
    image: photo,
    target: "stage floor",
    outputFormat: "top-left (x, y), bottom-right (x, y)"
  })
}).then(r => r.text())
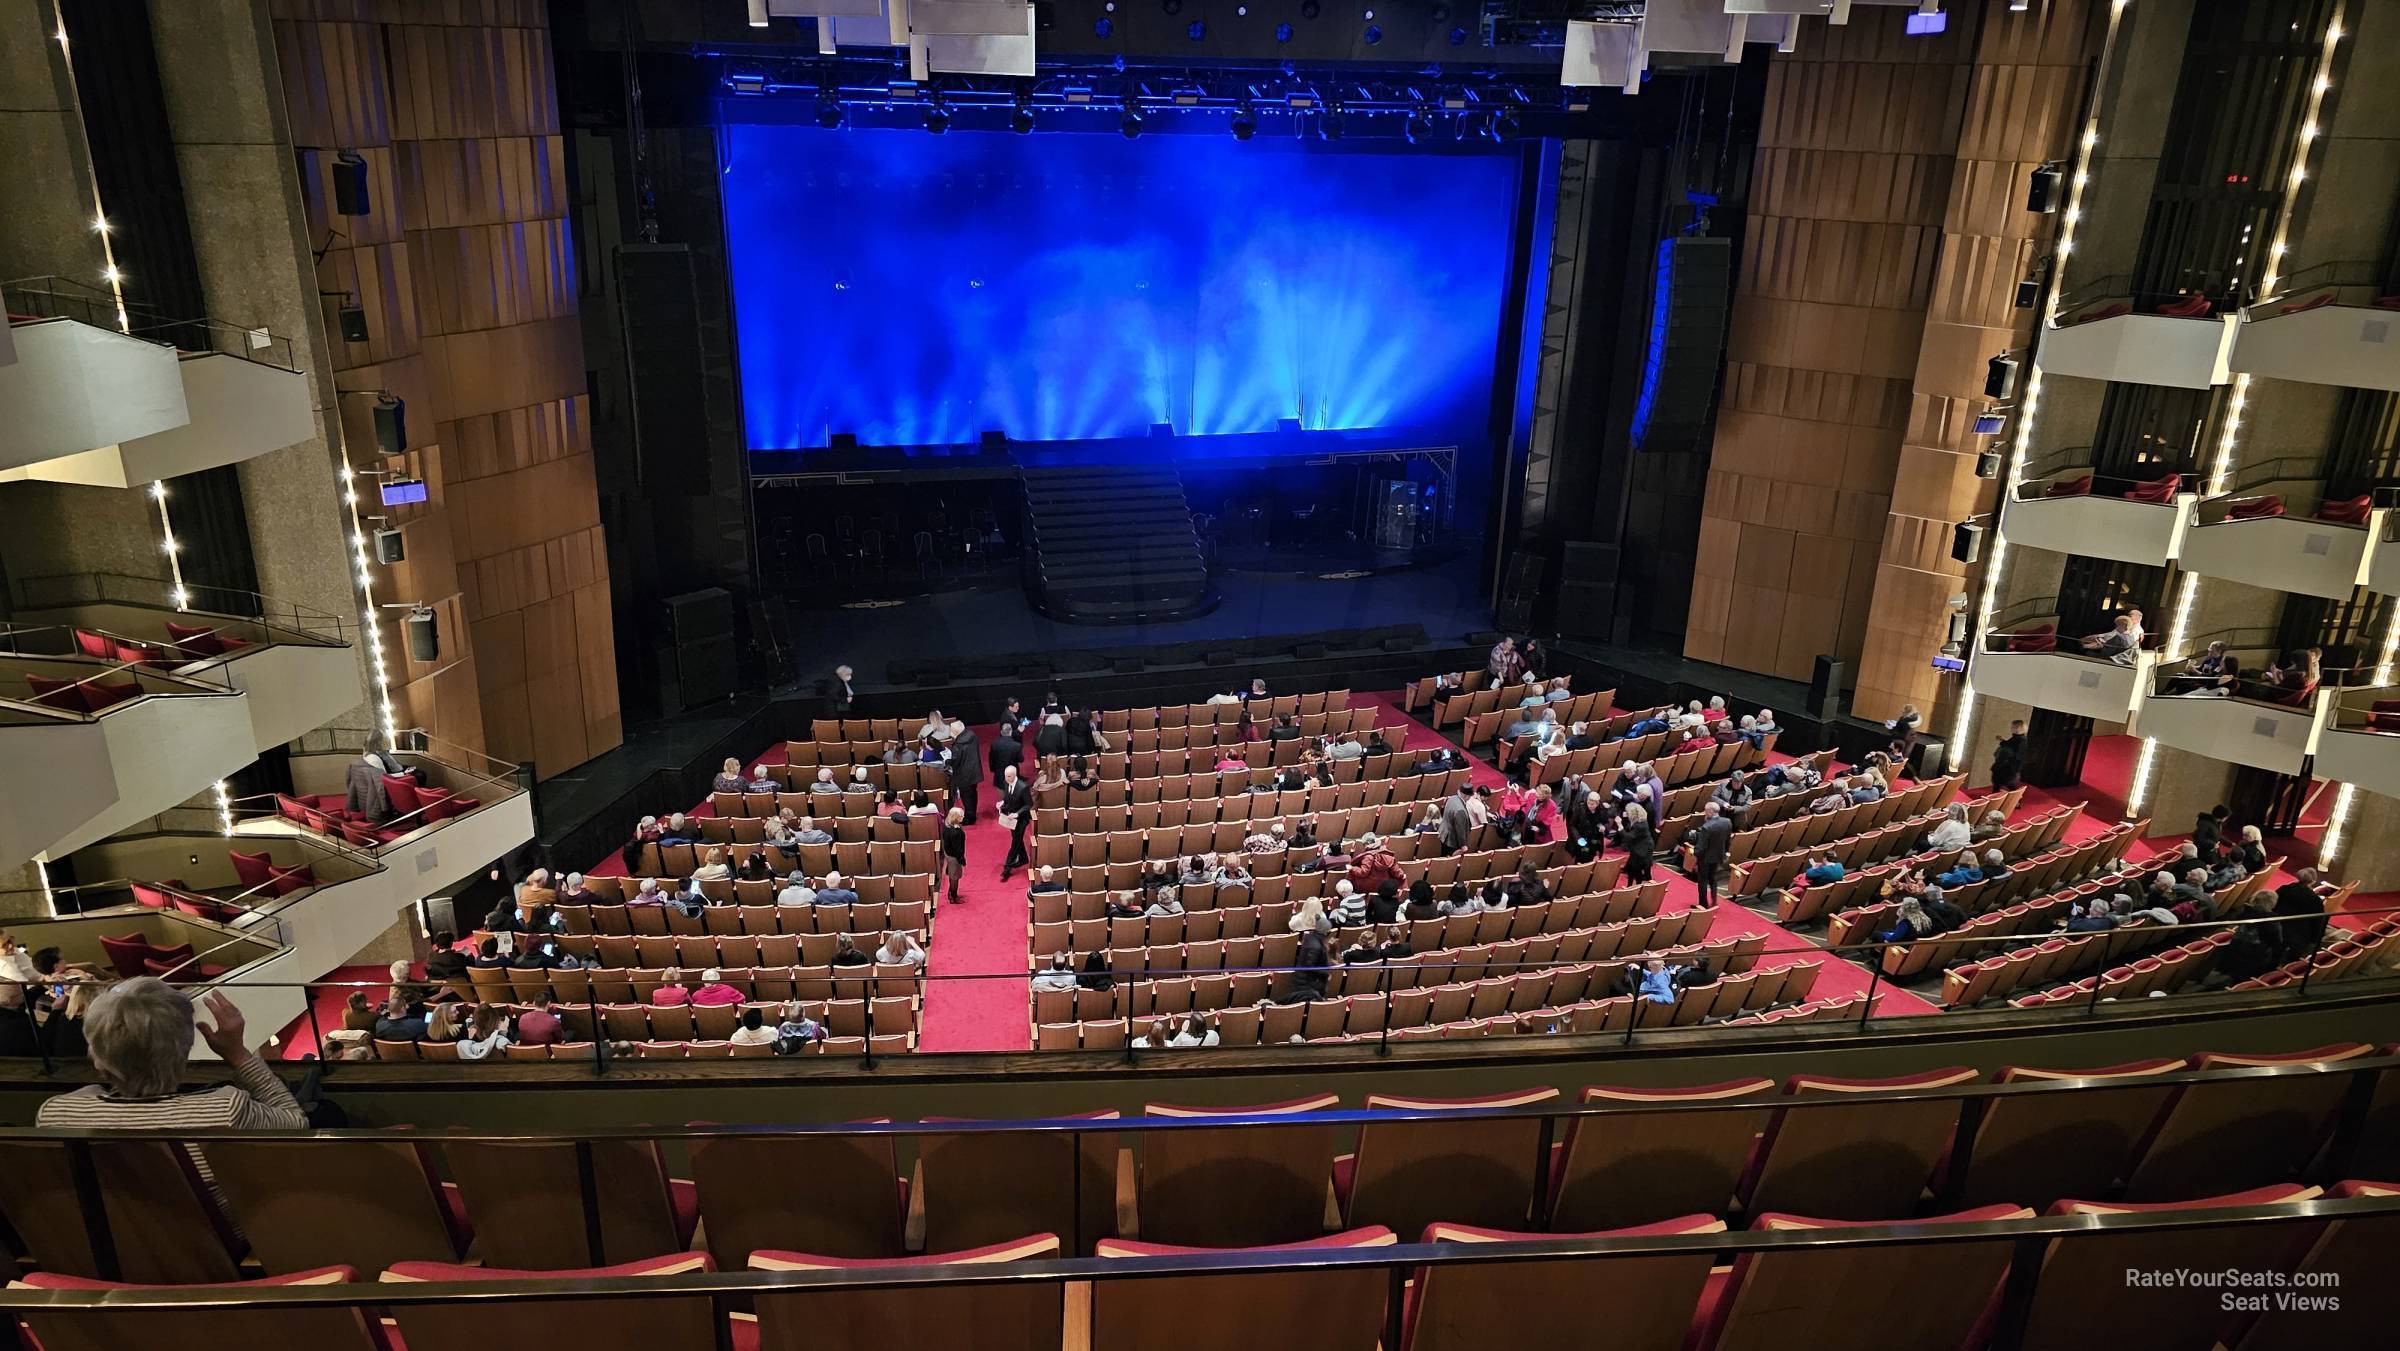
top-left (779, 552), bottom-right (1493, 674)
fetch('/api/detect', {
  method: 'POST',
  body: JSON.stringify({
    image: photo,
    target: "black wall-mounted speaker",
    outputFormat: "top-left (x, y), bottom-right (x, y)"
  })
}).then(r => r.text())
top-left (1807, 655), bottom-right (1846, 721)
top-left (1951, 520), bottom-right (1986, 564)
top-left (332, 152), bottom-right (371, 216)
top-left (373, 528), bottom-right (405, 564)
top-left (405, 607), bottom-right (439, 662)
top-left (338, 302), bottom-right (369, 344)
top-left (374, 395), bottom-right (405, 455)
top-left (2026, 162), bottom-right (2067, 213)
top-left (1985, 353), bottom-right (2020, 400)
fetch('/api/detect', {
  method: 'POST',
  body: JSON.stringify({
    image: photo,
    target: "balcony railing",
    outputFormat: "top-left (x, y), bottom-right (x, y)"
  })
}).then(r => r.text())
top-left (2, 274), bottom-right (297, 370)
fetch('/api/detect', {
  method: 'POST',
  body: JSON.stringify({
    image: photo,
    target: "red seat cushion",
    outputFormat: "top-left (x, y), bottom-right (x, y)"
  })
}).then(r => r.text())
top-left (2009, 623), bottom-right (2058, 653)
top-left (72, 628), bottom-right (114, 660)
top-left (2043, 474), bottom-right (2094, 498)
top-left (98, 934), bottom-right (163, 979)
top-left (113, 639), bottom-right (175, 668)
top-left (2317, 493), bottom-right (2371, 524)
top-left (2225, 495), bottom-right (2285, 520)
top-left (23, 674), bottom-right (91, 712)
top-left (228, 848), bottom-right (277, 890)
top-left (2120, 473), bottom-right (2181, 503)
top-left (82, 677), bottom-right (144, 710)
top-left (2073, 300), bottom-right (2134, 323)
top-left (2155, 294), bottom-right (2213, 318)
top-left (267, 864), bottom-right (317, 896)
top-left (2278, 291), bottom-right (2337, 315)
top-left (164, 619), bottom-right (227, 657)
top-left (384, 773), bottom-right (425, 817)
top-left (130, 882), bottom-right (175, 910)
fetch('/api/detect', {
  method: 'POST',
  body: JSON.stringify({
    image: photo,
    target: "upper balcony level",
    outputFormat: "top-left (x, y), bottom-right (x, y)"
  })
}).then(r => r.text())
top-left (2314, 684), bottom-right (2400, 804)
top-left (7, 574), bottom-right (362, 749)
top-left (232, 734), bottom-right (535, 903)
top-left (2037, 279), bottom-right (2238, 390)
top-left (2230, 262), bottom-right (2400, 393)
top-left (2135, 634), bottom-right (2336, 777)
top-left (1971, 603), bottom-right (2154, 724)
top-left (2174, 461), bottom-right (2383, 601)
top-left (0, 650), bottom-right (254, 868)
top-left (2001, 452), bottom-right (2193, 566)
top-left (0, 278), bottom-right (311, 487)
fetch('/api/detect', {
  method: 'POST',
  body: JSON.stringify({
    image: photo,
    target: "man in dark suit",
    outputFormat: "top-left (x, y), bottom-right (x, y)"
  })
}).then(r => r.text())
top-left (825, 663), bottom-right (857, 714)
top-left (1692, 801), bottom-right (1734, 908)
top-left (948, 722), bottom-right (982, 821)
top-left (2269, 868), bottom-right (2328, 962)
top-left (1989, 719), bottom-right (2027, 790)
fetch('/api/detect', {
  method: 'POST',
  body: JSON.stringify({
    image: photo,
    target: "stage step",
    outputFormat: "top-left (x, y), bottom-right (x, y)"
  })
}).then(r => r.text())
top-left (1019, 463), bottom-right (1212, 623)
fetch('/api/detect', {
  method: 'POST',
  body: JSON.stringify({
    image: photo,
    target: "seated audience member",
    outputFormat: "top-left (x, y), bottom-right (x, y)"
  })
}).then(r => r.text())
top-left (1632, 958), bottom-right (1679, 1004)
top-left (455, 1005), bottom-right (512, 1061)
top-left (792, 814), bottom-right (833, 845)
top-left (731, 1007), bottom-right (779, 1047)
top-left (877, 931), bottom-right (927, 968)
top-left (1033, 953), bottom-right (1080, 993)
top-left (1078, 950), bottom-right (1115, 992)
top-left (341, 990), bottom-right (380, 1034)
top-left (1166, 1012), bottom-right (1221, 1048)
top-left (690, 969), bottom-right (745, 1006)
top-left (1846, 772), bottom-right (1888, 804)
top-left (712, 758), bottom-right (749, 794)
top-left (1877, 898), bottom-right (1934, 944)
top-left (658, 812), bottom-right (701, 846)
top-left (2061, 898), bottom-right (2116, 933)
top-left (2079, 612), bottom-right (2143, 663)
top-left (2169, 868), bottom-right (2214, 919)
top-left (1288, 895), bottom-right (1331, 934)
top-left (1144, 889), bottom-right (1184, 918)
top-left (2167, 641), bottom-right (2241, 697)
top-left (2252, 646), bottom-right (2324, 706)
top-left (1921, 886), bottom-right (1965, 932)
top-left (1922, 803), bottom-right (1972, 854)
top-left (1935, 851), bottom-right (1985, 889)
top-left (1366, 879), bottom-right (1403, 926)
top-left (776, 872), bottom-right (817, 907)
top-left (1437, 882), bottom-right (1486, 916)
top-left (775, 1002), bottom-right (828, 1053)
top-left (375, 991), bottom-right (430, 1042)
top-left (815, 871), bottom-right (861, 908)
top-left (2234, 824), bottom-right (2270, 875)
top-left (422, 1001), bottom-right (466, 1045)
top-left (515, 992), bottom-right (562, 1046)
top-left (1328, 880), bottom-right (1369, 928)
top-left (423, 931), bottom-right (468, 984)
top-left (41, 982), bottom-right (308, 1138)
top-left (1404, 878), bottom-right (1441, 923)
top-left (652, 970), bottom-right (693, 1006)
top-left (1800, 853), bottom-right (1845, 886)
top-left (831, 935), bottom-right (873, 968)
top-left (1970, 809), bottom-right (2009, 844)
top-left (468, 936), bottom-right (510, 970)
top-left (1028, 865), bottom-right (1066, 895)
top-left (1979, 848), bottom-right (2011, 882)
top-left (735, 850), bottom-right (774, 882)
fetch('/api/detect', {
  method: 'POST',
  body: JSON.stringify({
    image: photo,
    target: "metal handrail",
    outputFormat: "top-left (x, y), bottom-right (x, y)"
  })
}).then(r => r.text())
top-left (2253, 258), bottom-right (2393, 305)
top-left (2051, 272), bottom-right (2232, 319)
top-left (7, 571), bottom-right (354, 645)
top-left (2, 274), bottom-right (298, 370)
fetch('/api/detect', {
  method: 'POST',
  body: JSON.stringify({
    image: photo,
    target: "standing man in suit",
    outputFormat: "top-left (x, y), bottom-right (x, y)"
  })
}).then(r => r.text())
top-left (1989, 719), bottom-right (2028, 791)
top-left (1437, 786), bottom-right (1478, 855)
top-left (947, 720), bottom-right (982, 822)
top-left (826, 664), bottom-right (857, 715)
top-left (1692, 801), bottom-right (1734, 909)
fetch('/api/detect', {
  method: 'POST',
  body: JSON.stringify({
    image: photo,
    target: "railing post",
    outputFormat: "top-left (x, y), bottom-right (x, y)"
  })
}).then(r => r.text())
top-left (64, 1140), bottom-right (120, 1282)
top-left (1384, 1261), bottom-right (1407, 1351)
top-left (26, 992), bottom-right (52, 1075)
top-left (1532, 1111), bottom-right (1558, 1229)
top-left (1377, 963), bottom-right (1392, 1057)
top-left (1859, 955), bottom-right (1883, 1030)
top-left (2294, 912), bottom-right (2329, 996)
top-left (1123, 971), bottom-right (1138, 1066)
top-left (862, 988), bottom-right (879, 1071)
top-left (304, 993), bottom-right (326, 1070)
top-left (592, 990), bottom-right (609, 1078)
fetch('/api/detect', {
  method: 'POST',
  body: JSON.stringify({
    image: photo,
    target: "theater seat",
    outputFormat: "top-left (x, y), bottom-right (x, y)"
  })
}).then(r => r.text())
top-left (207, 1137), bottom-right (472, 1275)
top-left (2121, 1044), bottom-right (2372, 1201)
top-left (10, 1267), bottom-right (377, 1351)
top-left (1135, 1095), bottom-right (1340, 1247)
top-left (383, 1252), bottom-right (720, 1351)
top-left (913, 1110), bottom-right (1118, 1254)
top-left (1739, 1067), bottom-right (1979, 1220)
top-left (2316, 493), bottom-right (2372, 524)
top-left (1692, 1205), bottom-right (2032, 1351)
top-left (1552, 1078), bottom-right (1777, 1231)
top-left (1093, 1228), bottom-right (1395, 1351)
top-left (441, 1139), bottom-right (698, 1269)
top-left (750, 1234), bottom-right (1064, 1351)
top-left (1335, 1087), bottom-right (1558, 1237)
top-left (0, 1138), bottom-right (242, 1284)
top-left (2017, 1185), bottom-right (2324, 1351)
top-left (688, 1121), bottom-right (908, 1264)
top-left (228, 848), bottom-right (277, 891)
top-left (1406, 1216), bottom-right (1723, 1351)
top-left (2119, 472), bottom-right (2181, 503)
top-left (2008, 623), bottom-right (2058, 653)
top-left (1956, 1059), bottom-right (2185, 1210)
top-left (2224, 495), bottom-right (2286, 520)
top-left (2228, 1179), bottom-right (2400, 1350)
top-left (2155, 293), bottom-right (2213, 318)
top-left (2042, 474), bottom-right (2094, 498)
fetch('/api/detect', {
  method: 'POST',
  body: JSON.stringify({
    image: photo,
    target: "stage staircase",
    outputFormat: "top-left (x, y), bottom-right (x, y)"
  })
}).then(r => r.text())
top-left (1019, 463), bottom-right (1212, 622)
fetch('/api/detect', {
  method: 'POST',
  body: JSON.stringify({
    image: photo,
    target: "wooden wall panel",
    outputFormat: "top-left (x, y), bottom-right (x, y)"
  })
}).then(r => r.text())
top-left (1687, 0), bottom-right (2097, 695)
top-left (272, 0), bottom-right (619, 777)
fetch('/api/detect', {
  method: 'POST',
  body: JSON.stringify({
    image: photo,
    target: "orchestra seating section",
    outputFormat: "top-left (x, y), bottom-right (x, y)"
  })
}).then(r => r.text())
top-left (4, 1043), bottom-right (2395, 1351)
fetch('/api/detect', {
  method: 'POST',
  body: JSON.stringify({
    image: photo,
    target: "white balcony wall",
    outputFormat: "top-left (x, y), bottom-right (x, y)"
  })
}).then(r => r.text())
top-left (2038, 312), bottom-right (2238, 389)
top-left (2176, 513), bottom-right (2377, 601)
top-left (2314, 726), bottom-right (2400, 803)
top-left (0, 350), bottom-right (313, 489)
top-left (2231, 302), bottom-right (2400, 392)
top-left (1969, 649), bottom-right (2149, 724)
top-left (2001, 491), bottom-right (2193, 566)
top-left (0, 320), bottom-right (187, 472)
top-left (2135, 690), bottom-right (2329, 777)
top-left (0, 717), bottom-right (118, 871)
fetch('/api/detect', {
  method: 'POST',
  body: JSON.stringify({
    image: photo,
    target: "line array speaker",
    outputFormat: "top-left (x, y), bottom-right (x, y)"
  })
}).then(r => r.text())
top-left (1630, 236), bottom-right (1733, 453)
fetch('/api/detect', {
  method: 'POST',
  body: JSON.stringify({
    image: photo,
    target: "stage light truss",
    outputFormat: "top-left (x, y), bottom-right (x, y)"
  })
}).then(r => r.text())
top-left (718, 54), bottom-right (1580, 137)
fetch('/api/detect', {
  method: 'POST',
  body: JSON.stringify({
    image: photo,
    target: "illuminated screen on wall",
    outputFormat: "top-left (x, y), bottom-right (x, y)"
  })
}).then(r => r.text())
top-left (722, 122), bottom-right (1526, 451)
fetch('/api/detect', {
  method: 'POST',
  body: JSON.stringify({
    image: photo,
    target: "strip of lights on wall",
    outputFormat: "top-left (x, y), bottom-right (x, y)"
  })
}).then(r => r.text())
top-left (342, 464), bottom-right (403, 750)
top-left (2128, 5), bottom-right (2344, 826)
top-left (1946, 0), bottom-right (2133, 773)
top-left (49, 5), bottom-right (234, 852)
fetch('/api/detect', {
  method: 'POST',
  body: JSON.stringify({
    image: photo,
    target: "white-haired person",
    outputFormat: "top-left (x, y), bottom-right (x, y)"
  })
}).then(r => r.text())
top-left (38, 980), bottom-right (307, 1138)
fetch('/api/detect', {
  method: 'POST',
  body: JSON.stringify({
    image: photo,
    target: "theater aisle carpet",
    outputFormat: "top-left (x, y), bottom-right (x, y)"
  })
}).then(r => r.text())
top-left (1352, 693), bottom-right (1945, 1017)
top-left (274, 963), bottom-right (388, 1061)
top-left (914, 722), bottom-right (1036, 1052)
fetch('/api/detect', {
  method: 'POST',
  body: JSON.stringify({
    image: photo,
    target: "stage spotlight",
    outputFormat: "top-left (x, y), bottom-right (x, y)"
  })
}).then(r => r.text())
top-left (1230, 104), bottom-right (1257, 139)
top-left (1275, 21), bottom-right (1293, 41)
top-left (1364, 24), bottom-right (1381, 43)
top-left (924, 99), bottom-right (951, 134)
top-left (816, 94), bottom-right (844, 129)
top-left (1187, 20), bottom-right (1205, 39)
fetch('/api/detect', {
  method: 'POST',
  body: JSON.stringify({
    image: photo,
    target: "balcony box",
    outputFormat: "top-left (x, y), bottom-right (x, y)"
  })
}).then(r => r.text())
top-left (2003, 469), bottom-right (2194, 566)
top-left (0, 659), bottom-right (255, 863)
top-left (0, 318), bottom-right (187, 472)
top-left (269, 746), bottom-right (534, 899)
top-left (2176, 484), bottom-right (2378, 601)
top-left (2231, 289), bottom-right (2400, 392)
top-left (0, 703), bottom-right (118, 873)
top-left (2136, 684), bottom-right (2329, 778)
top-left (0, 350), bottom-right (314, 489)
top-left (1971, 639), bottom-right (2150, 724)
top-left (2038, 305), bottom-right (2238, 390)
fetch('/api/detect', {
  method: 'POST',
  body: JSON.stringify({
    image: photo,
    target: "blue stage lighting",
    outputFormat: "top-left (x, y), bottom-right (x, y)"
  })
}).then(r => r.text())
top-left (924, 101), bottom-right (951, 133)
top-left (1187, 20), bottom-right (1206, 40)
top-left (721, 124), bottom-right (1521, 451)
top-left (816, 94), bottom-right (844, 129)
top-left (1275, 22), bottom-right (1293, 42)
top-left (1094, 17), bottom-right (1112, 37)
top-left (1364, 24), bottom-right (1381, 43)
top-left (1230, 104), bottom-right (1257, 139)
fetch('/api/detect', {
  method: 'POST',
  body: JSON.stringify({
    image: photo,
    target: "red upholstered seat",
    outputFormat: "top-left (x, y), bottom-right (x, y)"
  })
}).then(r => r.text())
top-left (750, 1235), bottom-right (1064, 1351)
top-left (2374, 293), bottom-right (2400, 309)
top-left (1553, 1078), bottom-right (1779, 1231)
top-left (2317, 493), bottom-right (2372, 524)
top-left (1692, 1205), bottom-right (2032, 1351)
top-left (23, 674), bottom-right (90, 711)
top-left (1137, 1094), bottom-right (1342, 1247)
top-left (81, 676), bottom-right (143, 710)
top-left (171, 895), bottom-right (243, 924)
top-left (12, 1266), bottom-right (382, 1351)
top-left (1738, 1067), bottom-right (1980, 1220)
top-left (2042, 473), bottom-right (2093, 498)
top-left (2073, 300), bottom-right (2134, 323)
top-left (164, 619), bottom-right (236, 657)
top-left (2155, 294), bottom-right (2213, 318)
top-left (383, 1252), bottom-right (726, 1351)
top-left (2008, 623), bottom-right (2058, 653)
top-left (98, 933), bottom-right (163, 979)
top-left (384, 773), bottom-right (425, 817)
top-left (143, 956), bottom-right (228, 981)
top-left (1406, 1215), bottom-right (1725, 1351)
top-left (2225, 495), bottom-right (2285, 520)
top-left (228, 848), bottom-right (277, 890)
top-left (268, 864), bottom-right (318, 895)
top-left (1336, 1087), bottom-right (1560, 1236)
top-left (2119, 472), bottom-right (2181, 503)
top-left (2277, 290), bottom-right (2337, 314)
top-left (113, 638), bottom-right (175, 668)
top-left (72, 628), bottom-right (113, 659)
top-left (130, 882), bottom-right (175, 910)
top-left (1094, 1228), bottom-right (1396, 1351)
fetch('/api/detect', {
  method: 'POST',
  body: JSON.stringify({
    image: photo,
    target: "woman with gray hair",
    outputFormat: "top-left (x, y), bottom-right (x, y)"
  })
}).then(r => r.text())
top-left (36, 979), bottom-right (305, 1133)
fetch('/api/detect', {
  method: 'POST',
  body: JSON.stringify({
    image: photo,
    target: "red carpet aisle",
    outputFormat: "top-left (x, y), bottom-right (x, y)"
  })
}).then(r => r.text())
top-left (1351, 693), bottom-right (1945, 1016)
top-left (915, 722), bottom-right (1037, 1051)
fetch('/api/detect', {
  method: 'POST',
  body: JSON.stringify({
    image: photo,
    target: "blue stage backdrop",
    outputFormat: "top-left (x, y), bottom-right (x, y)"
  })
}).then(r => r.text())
top-left (723, 123), bottom-right (1526, 452)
